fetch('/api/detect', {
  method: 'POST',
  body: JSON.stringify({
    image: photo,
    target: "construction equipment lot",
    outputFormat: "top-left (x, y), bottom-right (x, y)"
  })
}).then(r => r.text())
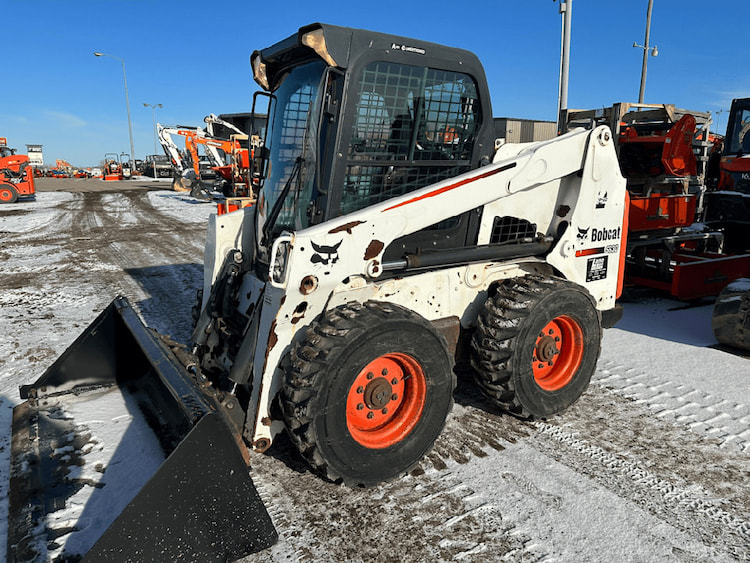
top-left (1, 178), bottom-right (749, 562)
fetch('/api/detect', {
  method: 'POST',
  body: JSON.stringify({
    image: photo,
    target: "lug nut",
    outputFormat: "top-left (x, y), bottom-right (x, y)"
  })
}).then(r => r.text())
top-left (367, 412), bottom-right (374, 419)
top-left (382, 368), bottom-right (388, 375)
top-left (391, 394), bottom-right (398, 401)
top-left (382, 408), bottom-right (388, 415)
top-left (357, 386), bottom-right (364, 394)
top-left (357, 403), bottom-right (364, 410)
top-left (391, 378), bottom-right (398, 385)
top-left (366, 372), bottom-right (374, 380)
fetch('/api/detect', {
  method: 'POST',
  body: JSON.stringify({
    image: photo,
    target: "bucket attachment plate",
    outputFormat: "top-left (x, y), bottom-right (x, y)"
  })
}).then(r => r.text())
top-left (7, 296), bottom-right (277, 562)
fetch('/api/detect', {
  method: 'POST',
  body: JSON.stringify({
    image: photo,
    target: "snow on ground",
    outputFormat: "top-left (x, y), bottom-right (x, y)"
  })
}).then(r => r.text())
top-left (1, 187), bottom-right (749, 562)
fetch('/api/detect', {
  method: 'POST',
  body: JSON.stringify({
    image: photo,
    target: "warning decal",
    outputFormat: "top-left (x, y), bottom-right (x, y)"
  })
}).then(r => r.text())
top-left (586, 255), bottom-right (608, 282)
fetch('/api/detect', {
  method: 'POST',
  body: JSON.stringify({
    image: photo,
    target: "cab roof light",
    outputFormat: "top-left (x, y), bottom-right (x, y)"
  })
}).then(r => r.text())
top-left (251, 54), bottom-right (270, 91)
top-left (301, 28), bottom-right (338, 67)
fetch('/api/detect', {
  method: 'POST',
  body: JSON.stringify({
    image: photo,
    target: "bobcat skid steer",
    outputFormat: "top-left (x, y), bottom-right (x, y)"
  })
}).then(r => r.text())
top-left (8, 23), bottom-right (627, 561)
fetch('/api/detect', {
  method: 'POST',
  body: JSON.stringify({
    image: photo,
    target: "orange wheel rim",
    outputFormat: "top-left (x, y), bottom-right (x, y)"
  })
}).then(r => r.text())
top-left (0, 188), bottom-right (13, 201)
top-left (532, 315), bottom-right (584, 391)
top-left (346, 353), bottom-right (427, 449)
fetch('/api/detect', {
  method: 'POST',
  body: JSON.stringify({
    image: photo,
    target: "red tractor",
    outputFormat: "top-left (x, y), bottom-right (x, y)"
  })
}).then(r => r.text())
top-left (0, 137), bottom-right (36, 203)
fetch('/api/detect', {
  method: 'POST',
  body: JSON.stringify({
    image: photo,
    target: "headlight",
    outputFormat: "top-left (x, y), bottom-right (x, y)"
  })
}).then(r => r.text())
top-left (269, 234), bottom-right (293, 288)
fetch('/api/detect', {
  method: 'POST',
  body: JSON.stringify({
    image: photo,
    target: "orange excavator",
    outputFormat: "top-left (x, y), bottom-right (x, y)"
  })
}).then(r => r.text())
top-left (0, 137), bottom-right (36, 203)
top-left (157, 124), bottom-right (255, 204)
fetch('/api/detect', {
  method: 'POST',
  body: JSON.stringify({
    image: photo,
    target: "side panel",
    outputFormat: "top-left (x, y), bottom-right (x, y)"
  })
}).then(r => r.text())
top-left (546, 129), bottom-right (628, 310)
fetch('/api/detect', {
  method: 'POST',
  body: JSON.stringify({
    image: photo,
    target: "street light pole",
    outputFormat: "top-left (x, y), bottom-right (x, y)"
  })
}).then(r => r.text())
top-left (143, 103), bottom-right (162, 155)
top-left (633, 0), bottom-right (658, 103)
top-left (94, 52), bottom-right (136, 163)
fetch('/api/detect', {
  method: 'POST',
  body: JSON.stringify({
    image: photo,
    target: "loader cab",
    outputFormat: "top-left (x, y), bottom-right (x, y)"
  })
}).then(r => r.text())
top-left (717, 98), bottom-right (750, 194)
top-left (251, 23), bottom-right (496, 266)
top-left (0, 145), bottom-right (16, 158)
top-left (723, 98), bottom-right (750, 157)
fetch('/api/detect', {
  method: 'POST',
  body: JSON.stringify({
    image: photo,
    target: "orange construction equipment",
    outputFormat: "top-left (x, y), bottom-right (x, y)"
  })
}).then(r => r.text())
top-left (103, 153), bottom-right (123, 181)
top-left (158, 123), bottom-right (255, 201)
top-left (0, 137), bottom-right (36, 203)
top-left (701, 98), bottom-right (750, 352)
top-left (704, 97), bottom-right (750, 254)
top-left (566, 103), bottom-right (750, 301)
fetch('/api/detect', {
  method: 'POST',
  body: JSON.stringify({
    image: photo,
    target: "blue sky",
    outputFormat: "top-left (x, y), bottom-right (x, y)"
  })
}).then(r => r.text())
top-left (3, 0), bottom-right (748, 167)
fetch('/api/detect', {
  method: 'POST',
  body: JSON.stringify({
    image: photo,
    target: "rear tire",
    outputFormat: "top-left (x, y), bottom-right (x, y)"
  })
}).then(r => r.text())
top-left (280, 301), bottom-right (455, 486)
top-left (0, 183), bottom-right (19, 203)
top-left (471, 275), bottom-right (601, 418)
top-left (712, 279), bottom-right (750, 351)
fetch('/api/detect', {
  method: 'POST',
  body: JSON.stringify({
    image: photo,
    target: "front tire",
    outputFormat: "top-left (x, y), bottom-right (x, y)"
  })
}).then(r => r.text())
top-left (471, 275), bottom-right (602, 419)
top-left (281, 301), bottom-right (456, 486)
top-left (0, 184), bottom-right (19, 203)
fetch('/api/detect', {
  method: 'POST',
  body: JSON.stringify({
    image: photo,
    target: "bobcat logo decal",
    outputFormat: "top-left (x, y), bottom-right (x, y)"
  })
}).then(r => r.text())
top-left (311, 240), bottom-right (342, 266)
top-left (577, 227), bottom-right (590, 242)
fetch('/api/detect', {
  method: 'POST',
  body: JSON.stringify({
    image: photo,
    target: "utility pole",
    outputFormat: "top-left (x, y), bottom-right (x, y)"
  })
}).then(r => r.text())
top-left (94, 52), bottom-right (136, 162)
top-left (633, 0), bottom-right (658, 103)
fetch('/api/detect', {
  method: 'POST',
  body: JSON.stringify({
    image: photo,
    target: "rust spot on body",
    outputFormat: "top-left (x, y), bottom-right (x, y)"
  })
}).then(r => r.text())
top-left (267, 321), bottom-right (278, 352)
top-left (329, 220), bottom-right (366, 234)
top-left (364, 239), bottom-right (384, 260)
top-left (263, 320), bottom-right (278, 375)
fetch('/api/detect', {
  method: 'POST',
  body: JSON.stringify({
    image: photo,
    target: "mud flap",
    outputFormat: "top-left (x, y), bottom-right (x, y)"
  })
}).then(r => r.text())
top-left (7, 297), bottom-right (277, 562)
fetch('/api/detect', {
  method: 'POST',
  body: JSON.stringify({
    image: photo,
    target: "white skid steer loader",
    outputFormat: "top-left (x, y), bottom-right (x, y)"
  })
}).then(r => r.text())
top-left (8, 23), bottom-right (627, 561)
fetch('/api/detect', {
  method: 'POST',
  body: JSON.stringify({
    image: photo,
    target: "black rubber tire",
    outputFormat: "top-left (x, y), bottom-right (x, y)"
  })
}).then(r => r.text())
top-left (0, 183), bottom-right (19, 204)
top-left (470, 275), bottom-right (602, 419)
top-left (712, 279), bottom-right (750, 352)
top-left (280, 301), bottom-right (456, 487)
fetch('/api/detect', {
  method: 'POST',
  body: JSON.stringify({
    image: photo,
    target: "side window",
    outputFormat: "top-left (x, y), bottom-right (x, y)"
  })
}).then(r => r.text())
top-left (342, 62), bottom-right (481, 215)
top-left (728, 108), bottom-right (750, 154)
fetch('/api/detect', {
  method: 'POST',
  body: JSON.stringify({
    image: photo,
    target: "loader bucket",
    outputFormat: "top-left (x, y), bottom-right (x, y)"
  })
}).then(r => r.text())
top-left (7, 297), bottom-right (277, 562)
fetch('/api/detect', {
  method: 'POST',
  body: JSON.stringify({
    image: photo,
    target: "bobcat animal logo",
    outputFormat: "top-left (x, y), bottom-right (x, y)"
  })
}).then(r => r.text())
top-left (577, 227), bottom-right (590, 242)
top-left (311, 240), bottom-right (342, 266)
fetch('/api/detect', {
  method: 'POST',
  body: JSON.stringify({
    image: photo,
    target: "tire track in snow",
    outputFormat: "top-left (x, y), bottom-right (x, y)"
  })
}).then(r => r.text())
top-left (531, 386), bottom-right (750, 561)
top-left (594, 359), bottom-right (750, 453)
top-left (244, 430), bottom-right (541, 563)
top-left (59, 191), bottom-right (207, 343)
top-left (535, 422), bottom-right (750, 541)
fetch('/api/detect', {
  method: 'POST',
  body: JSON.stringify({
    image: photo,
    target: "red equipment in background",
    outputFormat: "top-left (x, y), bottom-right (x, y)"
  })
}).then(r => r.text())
top-left (567, 103), bottom-right (750, 301)
top-left (104, 152), bottom-right (123, 181)
top-left (704, 97), bottom-right (750, 255)
top-left (0, 137), bottom-right (36, 203)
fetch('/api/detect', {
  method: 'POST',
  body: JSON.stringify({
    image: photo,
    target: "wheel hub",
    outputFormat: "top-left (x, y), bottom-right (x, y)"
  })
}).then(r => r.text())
top-left (363, 377), bottom-right (393, 410)
top-left (535, 335), bottom-right (560, 363)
